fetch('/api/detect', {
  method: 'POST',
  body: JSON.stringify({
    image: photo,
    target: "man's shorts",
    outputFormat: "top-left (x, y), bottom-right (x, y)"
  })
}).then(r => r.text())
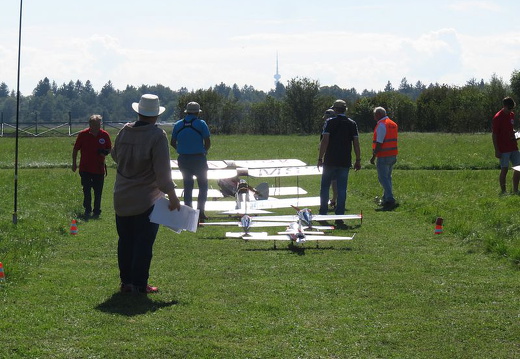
top-left (500, 150), bottom-right (520, 168)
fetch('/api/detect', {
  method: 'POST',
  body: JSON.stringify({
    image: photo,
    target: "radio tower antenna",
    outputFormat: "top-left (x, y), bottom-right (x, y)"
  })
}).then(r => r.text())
top-left (273, 52), bottom-right (281, 87)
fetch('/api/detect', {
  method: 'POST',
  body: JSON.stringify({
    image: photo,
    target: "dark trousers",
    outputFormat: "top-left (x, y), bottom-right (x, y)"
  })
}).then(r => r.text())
top-left (319, 165), bottom-right (350, 215)
top-left (79, 171), bottom-right (104, 215)
top-left (116, 206), bottom-right (159, 290)
top-left (178, 154), bottom-right (208, 212)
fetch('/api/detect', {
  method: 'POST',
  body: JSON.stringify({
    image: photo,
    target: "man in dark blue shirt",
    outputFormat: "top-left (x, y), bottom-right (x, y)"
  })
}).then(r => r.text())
top-left (317, 100), bottom-right (361, 223)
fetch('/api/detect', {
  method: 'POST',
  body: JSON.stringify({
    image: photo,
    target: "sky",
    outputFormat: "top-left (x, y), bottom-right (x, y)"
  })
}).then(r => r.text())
top-left (1, 0), bottom-right (520, 96)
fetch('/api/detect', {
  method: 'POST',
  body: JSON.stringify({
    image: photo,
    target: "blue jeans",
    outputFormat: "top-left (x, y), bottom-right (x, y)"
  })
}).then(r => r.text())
top-left (79, 171), bottom-right (104, 215)
top-left (116, 206), bottom-right (159, 290)
top-left (376, 156), bottom-right (397, 203)
top-left (319, 165), bottom-right (350, 215)
top-left (178, 154), bottom-right (208, 212)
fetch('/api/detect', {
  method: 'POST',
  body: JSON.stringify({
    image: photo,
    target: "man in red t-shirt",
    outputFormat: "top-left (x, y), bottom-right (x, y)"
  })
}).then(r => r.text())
top-left (492, 97), bottom-right (519, 194)
top-left (72, 114), bottom-right (112, 217)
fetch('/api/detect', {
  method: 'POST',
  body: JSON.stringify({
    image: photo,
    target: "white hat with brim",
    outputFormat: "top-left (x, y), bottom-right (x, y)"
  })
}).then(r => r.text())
top-left (132, 94), bottom-right (166, 117)
top-left (332, 99), bottom-right (347, 109)
top-left (184, 101), bottom-right (202, 114)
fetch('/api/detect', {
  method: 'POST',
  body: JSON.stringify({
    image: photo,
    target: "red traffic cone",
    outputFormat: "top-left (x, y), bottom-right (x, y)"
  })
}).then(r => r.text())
top-left (0, 262), bottom-right (5, 282)
top-left (434, 217), bottom-right (443, 234)
top-left (70, 219), bottom-right (78, 235)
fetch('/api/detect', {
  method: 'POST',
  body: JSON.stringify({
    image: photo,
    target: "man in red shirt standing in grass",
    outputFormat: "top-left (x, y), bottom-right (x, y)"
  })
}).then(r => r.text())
top-left (492, 97), bottom-right (519, 195)
top-left (72, 114), bottom-right (112, 218)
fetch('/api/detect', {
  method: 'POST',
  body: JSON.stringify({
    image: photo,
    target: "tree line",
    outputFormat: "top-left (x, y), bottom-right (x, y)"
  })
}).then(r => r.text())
top-left (2, 71), bottom-right (520, 135)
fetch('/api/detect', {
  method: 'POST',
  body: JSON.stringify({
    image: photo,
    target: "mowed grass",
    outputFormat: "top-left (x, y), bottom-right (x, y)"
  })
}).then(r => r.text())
top-left (0, 133), bottom-right (519, 358)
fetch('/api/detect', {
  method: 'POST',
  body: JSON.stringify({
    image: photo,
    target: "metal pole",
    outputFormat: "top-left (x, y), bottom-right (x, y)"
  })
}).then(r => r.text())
top-left (13, 0), bottom-right (23, 224)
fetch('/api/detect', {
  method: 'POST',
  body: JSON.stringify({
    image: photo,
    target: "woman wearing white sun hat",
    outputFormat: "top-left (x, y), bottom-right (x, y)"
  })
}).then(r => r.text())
top-left (111, 94), bottom-right (181, 294)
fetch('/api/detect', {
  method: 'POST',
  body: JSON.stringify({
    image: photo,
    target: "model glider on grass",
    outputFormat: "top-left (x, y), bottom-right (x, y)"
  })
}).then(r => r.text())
top-left (200, 213), bottom-right (334, 239)
top-left (252, 206), bottom-right (363, 227)
top-left (240, 221), bottom-right (356, 248)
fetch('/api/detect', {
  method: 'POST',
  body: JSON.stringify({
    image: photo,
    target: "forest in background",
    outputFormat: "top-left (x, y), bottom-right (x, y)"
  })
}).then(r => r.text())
top-left (2, 69), bottom-right (520, 135)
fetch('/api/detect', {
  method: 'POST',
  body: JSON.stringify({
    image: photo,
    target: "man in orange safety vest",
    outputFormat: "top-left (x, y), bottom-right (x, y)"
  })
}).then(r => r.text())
top-left (370, 106), bottom-right (398, 210)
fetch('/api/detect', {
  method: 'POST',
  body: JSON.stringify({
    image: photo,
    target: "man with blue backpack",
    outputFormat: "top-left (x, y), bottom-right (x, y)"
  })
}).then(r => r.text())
top-left (171, 102), bottom-right (211, 222)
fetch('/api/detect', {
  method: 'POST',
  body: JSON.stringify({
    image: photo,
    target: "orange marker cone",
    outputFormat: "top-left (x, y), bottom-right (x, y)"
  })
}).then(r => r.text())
top-left (434, 217), bottom-right (443, 234)
top-left (70, 219), bottom-right (78, 235)
top-left (0, 262), bottom-right (5, 282)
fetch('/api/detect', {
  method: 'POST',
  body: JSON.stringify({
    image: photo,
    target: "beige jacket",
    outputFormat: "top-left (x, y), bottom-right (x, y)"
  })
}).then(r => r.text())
top-left (111, 122), bottom-right (176, 216)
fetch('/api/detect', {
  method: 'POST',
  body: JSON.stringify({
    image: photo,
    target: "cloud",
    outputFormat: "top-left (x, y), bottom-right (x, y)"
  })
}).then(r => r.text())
top-left (3, 16), bottom-right (520, 96)
top-left (448, 1), bottom-right (502, 12)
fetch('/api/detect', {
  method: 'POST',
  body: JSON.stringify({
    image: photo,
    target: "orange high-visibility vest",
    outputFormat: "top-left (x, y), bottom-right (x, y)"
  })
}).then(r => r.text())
top-left (372, 117), bottom-right (398, 157)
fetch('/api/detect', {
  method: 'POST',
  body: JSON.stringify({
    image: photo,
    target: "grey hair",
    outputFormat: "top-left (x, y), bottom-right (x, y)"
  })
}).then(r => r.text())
top-left (373, 107), bottom-right (387, 117)
top-left (89, 114), bottom-right (103, 122)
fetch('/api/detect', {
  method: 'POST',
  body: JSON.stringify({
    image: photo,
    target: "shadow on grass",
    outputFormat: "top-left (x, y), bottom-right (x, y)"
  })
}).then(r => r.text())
top-left (95, 292), bottom-right (178, 317)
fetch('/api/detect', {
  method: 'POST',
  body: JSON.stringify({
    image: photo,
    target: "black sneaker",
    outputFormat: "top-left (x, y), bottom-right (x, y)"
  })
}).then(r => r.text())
top-left (377, 201), bottom-right (398, 211)
top-left (334, 219), bottom-right (348, 229)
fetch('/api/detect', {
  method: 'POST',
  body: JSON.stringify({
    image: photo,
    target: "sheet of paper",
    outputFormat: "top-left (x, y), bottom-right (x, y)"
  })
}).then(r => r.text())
top-left (149, 197), bottom-right (199, 233)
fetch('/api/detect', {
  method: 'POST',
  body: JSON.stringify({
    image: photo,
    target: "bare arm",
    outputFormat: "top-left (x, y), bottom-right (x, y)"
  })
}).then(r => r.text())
top-left (370, 142), bottom-right (383, 165)
top-left (353, 137), bottom-right (361, 170)
top-left (492, 133), bottom-right (501, 159)
top-left (317, 134), bottom-right (329, 169)
top-left (72, 148), bottom-right (79, 172)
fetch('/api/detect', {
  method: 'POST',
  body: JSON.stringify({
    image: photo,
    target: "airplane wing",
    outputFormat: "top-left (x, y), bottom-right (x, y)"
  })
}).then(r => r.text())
top-left (193, 197), bottom-right (320, 213)
top-left (303, 234), bottom-right (356, 241)
top-left (309, 214), bottom-right (363, 221)
top-left (200, 221), bottom-right (290, 228)
top-left (277, 230), bottom-right (325, 235)
top-left (242, 233), bottom-right (355, 241)
top-left (225, 231), bottom-right (269, 239)
top-left (192, 200), bottom-right (272, 214)
top-left (171, 160), bottom-right (228, 169)
top-left (252, 213), bottom-right (362, 222)
top-left (247, 196), bottom-right (321, 210)
top-left (224, 159), bottom-right (307, 169)
top-left (246, 166), bottom-right (321, 178)
top-left (268, 187), bottom-right (308, 196)
top-left (238, 234), bottom-right (294, 241)
top-left (175, 188), bottom-right (224, 198)
top-left (219, 209), bottom-right (273, 215)
top-left (172, 169), bottom-right (238, 180)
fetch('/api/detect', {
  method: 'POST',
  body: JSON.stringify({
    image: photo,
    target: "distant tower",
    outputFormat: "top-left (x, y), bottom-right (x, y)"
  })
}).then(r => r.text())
top-left (274, 52), bottom-right (281, 87)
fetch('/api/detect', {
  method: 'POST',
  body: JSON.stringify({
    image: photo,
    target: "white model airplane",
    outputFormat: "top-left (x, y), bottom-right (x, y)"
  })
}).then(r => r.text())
top-left (252, 207), bottom-right (363, 227)
top-left (191, 179), bottom-right (321, 215)
top-left (240, 222), bottom-right (356, 248)
top-left (171, 159), bottom-right (326, 215)
top-left (200, 214), bottom-right (289, 238)
top-left (200, 214), bottom-right (333, 239)
top-left (171, 159), bottom-right (319, 180)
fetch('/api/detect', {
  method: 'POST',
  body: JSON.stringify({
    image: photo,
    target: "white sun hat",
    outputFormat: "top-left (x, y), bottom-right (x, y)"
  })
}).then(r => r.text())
top-left (132, 94), bottom-right (166, 117)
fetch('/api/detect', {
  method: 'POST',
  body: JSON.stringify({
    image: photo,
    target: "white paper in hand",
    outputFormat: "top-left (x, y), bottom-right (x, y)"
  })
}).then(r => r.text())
top-left (149, 197), bottom-right (199, 233)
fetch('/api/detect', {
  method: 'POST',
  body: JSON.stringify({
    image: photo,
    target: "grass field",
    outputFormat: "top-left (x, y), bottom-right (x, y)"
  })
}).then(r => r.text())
top-left (0, 133), bottom-right (519, 358)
